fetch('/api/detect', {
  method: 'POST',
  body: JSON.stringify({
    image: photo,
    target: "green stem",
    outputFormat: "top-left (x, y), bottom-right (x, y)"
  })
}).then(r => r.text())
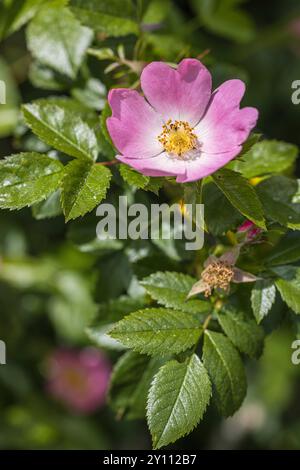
top-left (203, 314), bottom-right (212, 331)
top-left (95, 159), bottom-right (119, 166)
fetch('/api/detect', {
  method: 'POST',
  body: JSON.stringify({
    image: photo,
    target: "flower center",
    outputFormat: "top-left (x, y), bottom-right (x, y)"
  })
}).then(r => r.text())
top-left (201, 261), bottom-right (234, 297)
top-left (158, 119), bottom-right (198, 157)
top-left (63, 368), bottom-right (86, 392)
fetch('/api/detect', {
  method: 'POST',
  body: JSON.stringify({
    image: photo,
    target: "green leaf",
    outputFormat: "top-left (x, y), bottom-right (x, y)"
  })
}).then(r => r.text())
top-left (49, 271), bottom-right (97, 342)
top-left (22, 99), bottom-right (99, 161)
top-left (256, 176), bottom-right (300, 230)
top-left (95, 296), bottom-right (147, 324)
top-left (86, 324), bottom-right (126, 351)
top-left (191, 0), bottom-right (255, 43)
top-left (109, 351), bottom-right (163, 420)
top-left (266, 232), bottom-right (300, 266)
top-left (86, 296), bottom-right (146, 350)
top-left (144, 177), bottom-right (164, 195)
top-left (28, 61), bottom-right (68, 91)
top-left (142, 0), bottom-right (171, 24)
top-left (109, 308), bottom-right (203, 356)
top-left (26, 5), bottom-right (93, 79)
top-left (0, 153), bottom-right (63, 209)
top-left (203, 181), bottom-right (243, 235)
top-left (95, 252), bottom-right (133, 301)
top-left (69, 0), bottom-right (139, 37)
top-left (141, 272), bottom-right (210, 314)
top-left (251, 280), bottom-right (276, 324)
top-left (32, 190), bottom-right (62, 219)
top-left (217, 305), bottom-right (264, 357)
top-left (119, 163), bottom-right (164, 194)
top-left (238, 133), bottom-right (261, 156)
top-left (119, 164), bottom-right (150, 189)
top-left (274, 266), bottom-right (300, 314)
top-left (119, 163), bottom-right (163, 194)
top-left (0, 0), bottom-right (47, 40)
top-left (213, 169), bottom-right (266, 229)
top-left (61, 160), bottom-right (111, 221)
top-left (229, 140), bottom-right (298, 178)
top-left (147, 354), bottom-right (211, 449)
top-left (203, 330), bottom-right (246, 416)
top-left (71, 78), bottom-right (106, 111)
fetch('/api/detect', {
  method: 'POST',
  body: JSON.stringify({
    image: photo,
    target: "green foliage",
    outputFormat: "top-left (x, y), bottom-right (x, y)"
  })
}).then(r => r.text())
top-left (119, 164), bottom-right (163, 193)
top-left (191, 0), bottom-right (255, 43)
top-left (256, 176), bottom-right (300, 229)
top-left (32, 190), bottom-right (62, 219)
top-left (109, 351), bottom-right (163, 419)
top-left (0, 153), bottom-right (63, 209)
top-left (147, 354), bottom-right (211, 449)
top-left (203, 181), bottom-right (243, 235)
top-left (274, 266), bottom-right (300, 315)
top-left (203, 330), bottom-right (247, 417)
top-left (230, 140), bottom-right (298, 178)
top-left (251, 280), bottom-right (277, 324)
top-left (141, 271), bottom-right (210, 314)
top-left (61, 159), bottom-right (111, 221)
top-left (266, 231), bottom-right (300, 266)
top-left (27, 4), bottom-right (93, 79)
top-left (0, 0), bottom-right (47, 40)
top-left (69, 0), bottom-right (139, 37)
top-left (22, 99), bottom-right (100, 161)
top-left (213, 168), bottom-right (266, 229)
top-left (217, 305), bottom-right (264, 357)
top-left (109, 308), bottom-right (203, 356)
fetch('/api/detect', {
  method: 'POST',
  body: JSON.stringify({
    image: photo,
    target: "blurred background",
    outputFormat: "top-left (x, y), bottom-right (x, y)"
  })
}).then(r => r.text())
top-left (0, 0), bottom-right (300, 450)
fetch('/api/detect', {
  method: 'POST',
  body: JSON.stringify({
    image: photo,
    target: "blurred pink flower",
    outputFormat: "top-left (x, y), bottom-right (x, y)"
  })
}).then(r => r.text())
top-left (107, 59), bottom-right (258, 182)
top-left (238, 220), bottom-right (262, 242)
top-left (289, 18), bottom-right (300, 38)
top-left (47, 348), bottom-right (111, 414)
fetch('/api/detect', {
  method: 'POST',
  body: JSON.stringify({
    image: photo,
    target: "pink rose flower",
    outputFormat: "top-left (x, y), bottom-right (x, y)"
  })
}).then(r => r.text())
top-left (46, 348), bottom-right (111, 414)
top-left (238, 220), bottom-right (262, 242)
top-left (107, 59), bottom-right (259, 182)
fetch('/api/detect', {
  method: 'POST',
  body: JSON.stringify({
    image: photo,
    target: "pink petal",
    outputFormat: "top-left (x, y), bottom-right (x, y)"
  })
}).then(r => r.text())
top-left (232, 268), bottom-right (258, 283)
top-left (116, 153), bottom-right (186, 178)
top-left (195, 79), bottom-right (259, 153)
top-left (220, 246), bottom-right (240, 265)
top-left (204, 255), bottom-right (217, 267)
top-left (107, 88), bottom-right (163, 158)
top-left (238, 220), bottom-right (255, 232)
top-left (141, 59), bottom-right (212, 125)
top-left (187, 280), bottom-right (208, 299)
top-left (176, 147), bottom-right (241, 183)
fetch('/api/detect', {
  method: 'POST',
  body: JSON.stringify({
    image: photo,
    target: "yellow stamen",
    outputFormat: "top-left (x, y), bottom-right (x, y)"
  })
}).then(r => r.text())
top-left (158, 119), bottom-right (198, 157)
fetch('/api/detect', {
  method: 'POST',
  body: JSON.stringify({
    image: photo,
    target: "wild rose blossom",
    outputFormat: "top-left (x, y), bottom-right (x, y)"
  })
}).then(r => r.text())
top-left (188, 246), bottom-right (258, 298)
top-left (107, 59), bottom-right (259, 182)
top-left (46, 348), bottom-right (111, 414)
